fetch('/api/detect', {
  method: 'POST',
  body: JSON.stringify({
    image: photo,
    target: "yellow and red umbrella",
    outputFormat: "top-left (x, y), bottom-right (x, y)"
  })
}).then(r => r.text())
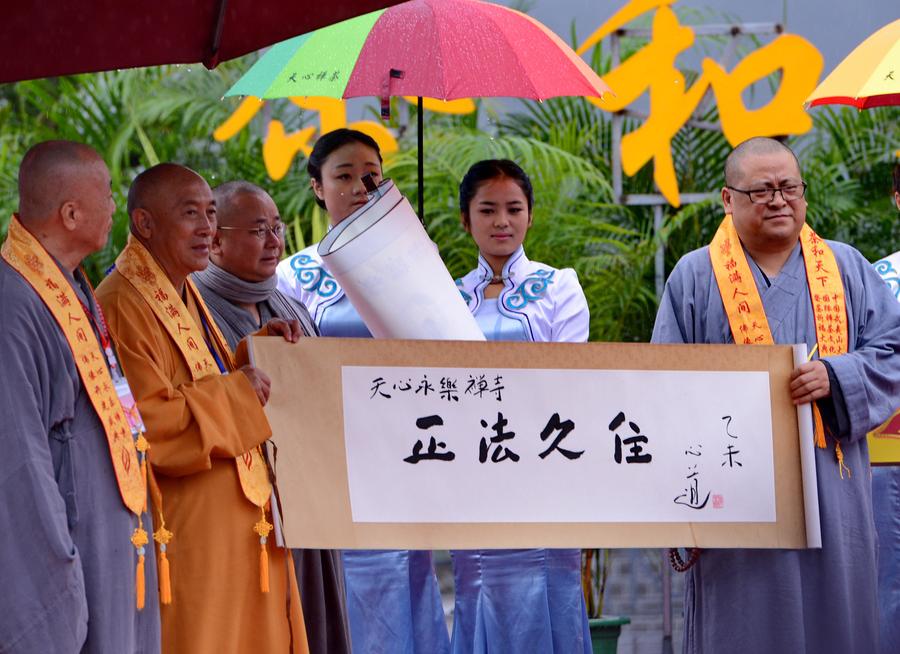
top-left (806, 18), bottom-right (900, 109)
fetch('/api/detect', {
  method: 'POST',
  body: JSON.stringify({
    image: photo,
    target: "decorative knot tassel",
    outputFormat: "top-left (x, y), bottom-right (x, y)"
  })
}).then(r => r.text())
top-left (131, 526), bottom-right (149, 611)
top-left (812, 404), bottom-right (826, 449)
top-left (259, 542), bottom-right (270, 594)
top-left (135, 553), bottom-right (146, 610)
top-left (153, 526), bottom-right (174, 605)
top-left (253, 509), bottom-right (274, 595)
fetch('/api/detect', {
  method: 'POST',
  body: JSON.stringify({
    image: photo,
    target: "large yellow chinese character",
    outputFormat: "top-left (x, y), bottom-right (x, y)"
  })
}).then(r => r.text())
top-left (214, 97), bottom-right (398, 181)
top-left (213, 96), bottom-right (475, 182)
top-left (577, 0), bottom-right (822, 206)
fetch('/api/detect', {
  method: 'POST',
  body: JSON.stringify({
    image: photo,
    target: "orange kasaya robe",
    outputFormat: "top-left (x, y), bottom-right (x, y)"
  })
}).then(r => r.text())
top-left (96, 263), bottom-right (308, 654)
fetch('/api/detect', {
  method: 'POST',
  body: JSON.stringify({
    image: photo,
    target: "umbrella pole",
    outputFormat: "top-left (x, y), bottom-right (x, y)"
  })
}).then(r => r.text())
top-left (417, 96), bottom-right (425, 226)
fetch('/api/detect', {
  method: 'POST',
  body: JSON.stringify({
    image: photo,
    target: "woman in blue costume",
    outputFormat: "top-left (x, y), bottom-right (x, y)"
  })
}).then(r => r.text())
top-left (452, 160), bottom-right (592, 654)
top-left (276, 129), bottom-right (450, 654)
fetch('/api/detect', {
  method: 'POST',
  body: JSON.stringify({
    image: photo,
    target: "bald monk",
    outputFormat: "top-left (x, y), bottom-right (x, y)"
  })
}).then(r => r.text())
top-left (0, 141), bottom-right (160, 652)
top-left (653, 137), bottom-right (900, 653)
top-left (95, 164), bottom-right (309, 653)
top-left (193, 181), bottom-right (350, 654)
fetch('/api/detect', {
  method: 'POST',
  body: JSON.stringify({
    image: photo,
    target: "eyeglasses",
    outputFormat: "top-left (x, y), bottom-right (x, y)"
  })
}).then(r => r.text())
top-left (218, 223), bottom-right (284, 240)
top-left (727, 182), bottom-right (807, 205)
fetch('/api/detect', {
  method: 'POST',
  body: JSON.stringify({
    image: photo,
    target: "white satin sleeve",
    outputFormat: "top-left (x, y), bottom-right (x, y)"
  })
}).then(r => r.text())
top-left (549, 268), bottom-right (590, 343)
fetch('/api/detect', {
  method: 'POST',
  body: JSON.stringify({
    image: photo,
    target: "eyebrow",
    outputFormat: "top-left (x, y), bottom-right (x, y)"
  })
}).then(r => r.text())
top-left (333, 161), bottom-right (380, 169)
top-left (747, 177), bottom-right (801, 187)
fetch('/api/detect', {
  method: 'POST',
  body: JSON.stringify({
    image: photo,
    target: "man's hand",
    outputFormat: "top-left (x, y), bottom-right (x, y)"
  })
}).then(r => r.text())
top-left (790, 360), bottom-right (831, 405)
top-left (239, 365), bottom-right (272, 406)
top-left (264, 318), bottom-right (303, 343)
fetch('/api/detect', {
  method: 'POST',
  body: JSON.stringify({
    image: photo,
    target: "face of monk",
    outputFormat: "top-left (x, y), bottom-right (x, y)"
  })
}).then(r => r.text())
top-left (72, 155), bottom-right (116, 254)
top-left (144, 170), bottom-right (216, 281)
top-left (311, 142), bottom-right (383, 225)
top-left (723, 149), bottom-right (807, 254)
top-left (212, 192), bottom-right (284, 282)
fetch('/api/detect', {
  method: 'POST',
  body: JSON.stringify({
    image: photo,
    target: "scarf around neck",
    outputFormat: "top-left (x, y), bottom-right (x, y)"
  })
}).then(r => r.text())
top-left (193, 260), bottom-right (317, 349)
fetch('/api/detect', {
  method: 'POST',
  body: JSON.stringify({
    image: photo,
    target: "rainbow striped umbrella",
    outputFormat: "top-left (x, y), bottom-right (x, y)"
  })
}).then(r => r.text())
top-left (226, 0), bottom-right (611, 219)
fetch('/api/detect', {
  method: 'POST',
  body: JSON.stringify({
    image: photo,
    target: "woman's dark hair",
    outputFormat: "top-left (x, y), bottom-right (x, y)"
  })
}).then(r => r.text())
top-left (459, 159), bottom-right (534, 225)
top-left (307, 129), bottom-right (383, 208)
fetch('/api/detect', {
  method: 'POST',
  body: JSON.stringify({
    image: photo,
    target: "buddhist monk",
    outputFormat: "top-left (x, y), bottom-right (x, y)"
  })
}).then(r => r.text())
top-left (193, 180), bottom-right (350, 654)
top-left (0, 140), bottom-right (160, 652)
top-left (652, 137), bottom-right (900, 653)
top-left (95, 163), bottom-right (308, 653)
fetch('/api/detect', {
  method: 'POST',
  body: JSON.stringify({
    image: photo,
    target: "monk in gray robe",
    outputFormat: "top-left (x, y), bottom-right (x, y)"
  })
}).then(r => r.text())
top-left (652, 137), bottom-right (900, 653)
top-left (193, 181), bottom-right (350, 654)
top-left (0, 141), bottom-right (160, 652)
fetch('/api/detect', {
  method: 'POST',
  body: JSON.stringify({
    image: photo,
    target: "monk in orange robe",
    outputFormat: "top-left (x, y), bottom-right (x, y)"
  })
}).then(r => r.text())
top-left (96, 163), bottom-right (309, 653)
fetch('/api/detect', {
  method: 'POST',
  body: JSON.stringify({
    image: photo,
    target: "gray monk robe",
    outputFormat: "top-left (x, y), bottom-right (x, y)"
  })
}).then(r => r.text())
top-left (0, 262), bottom-right (160, 653)
top-left (193, 262), bottom-right (351, 654)
top-left (652, 240), bottom-right (900, 654)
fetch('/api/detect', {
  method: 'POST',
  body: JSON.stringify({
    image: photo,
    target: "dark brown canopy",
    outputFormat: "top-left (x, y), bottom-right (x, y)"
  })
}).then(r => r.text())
top-left (1, 1), bottom-right (402, 83)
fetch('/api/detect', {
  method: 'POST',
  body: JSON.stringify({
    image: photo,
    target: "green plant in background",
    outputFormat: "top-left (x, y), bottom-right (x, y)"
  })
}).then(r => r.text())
top-left (1, 33), bottom-right (897, 341)
top-left (0, 60), bottom-right (322, 281)
top-left (582, 548), bottom-right (612, 618)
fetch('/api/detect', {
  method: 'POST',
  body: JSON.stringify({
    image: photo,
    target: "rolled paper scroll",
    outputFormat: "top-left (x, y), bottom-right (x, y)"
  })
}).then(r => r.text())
top-left (318, 179), bottom-right (485, 341)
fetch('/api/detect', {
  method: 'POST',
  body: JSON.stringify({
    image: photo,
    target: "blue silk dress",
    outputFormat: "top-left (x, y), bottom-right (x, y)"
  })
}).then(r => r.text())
top-left (276, 247), bottom-right (450, 654)
top-left (451, 250), bottom-right (592, 654)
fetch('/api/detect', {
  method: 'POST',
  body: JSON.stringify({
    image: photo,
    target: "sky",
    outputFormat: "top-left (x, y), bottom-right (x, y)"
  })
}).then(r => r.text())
top-left (522, 0), bottom-right (897, 73)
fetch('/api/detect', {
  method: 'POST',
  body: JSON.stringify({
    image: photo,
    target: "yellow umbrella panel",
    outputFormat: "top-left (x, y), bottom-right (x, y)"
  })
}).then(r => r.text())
top-left (806, 18), bottom-right (900, 109)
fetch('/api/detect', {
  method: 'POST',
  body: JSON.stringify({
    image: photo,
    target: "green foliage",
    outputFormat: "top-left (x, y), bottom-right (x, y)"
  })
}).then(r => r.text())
top-left (795, 106), bottom-right (900, 262)
top-left (1, 55), bottom-right (897, 341)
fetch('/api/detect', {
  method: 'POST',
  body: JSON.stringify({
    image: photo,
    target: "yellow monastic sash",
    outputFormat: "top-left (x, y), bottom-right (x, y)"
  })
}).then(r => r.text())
top-left (115, 237), bottom-right (272, 508)
top-left (2, 215), bottom-right (151, 607)
top-left (710, 215), bottom-right (850, 474)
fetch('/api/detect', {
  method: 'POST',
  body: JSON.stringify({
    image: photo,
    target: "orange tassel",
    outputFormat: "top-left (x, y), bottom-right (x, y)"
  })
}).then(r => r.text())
top-left (148, 461), bottom-right (174, 604)
top-left (135, 553), bottom-right (146, 610)
top-left (812, 404), bottom-right (826, 449)
top-left (158, 548), bottom-right (172, 605)
top-left (259, 542), bottom-right (270, 594)
top-left (131, 526), bottom-right (149, 610)
top-left (835, 441), bottom-right (851, 480)
top-left (152, 527), bottom-right (173, 604)
top-left (253, 508), bottom-right (273, 594)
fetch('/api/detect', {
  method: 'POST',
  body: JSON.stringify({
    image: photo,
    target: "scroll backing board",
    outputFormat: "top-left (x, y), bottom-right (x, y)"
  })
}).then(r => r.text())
top-left (248, 337), bottom-right (817, 549)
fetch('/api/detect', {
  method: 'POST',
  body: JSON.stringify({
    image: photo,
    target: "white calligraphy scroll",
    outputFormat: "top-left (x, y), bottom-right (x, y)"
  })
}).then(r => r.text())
top-left (343, 366), bottom-right (775, 523)
top-left (792, 344), bottom-right (822, 547)
top-left (248, 337), bottom-right (817, 549)
top-left (317, 179), bottom-right (484, 340)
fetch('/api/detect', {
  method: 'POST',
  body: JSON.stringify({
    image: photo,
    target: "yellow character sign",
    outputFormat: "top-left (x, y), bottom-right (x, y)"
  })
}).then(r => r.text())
top-left (214, 0), bottom-right (822, 203)
top-left (577, 0), bottom-right (823, 206)
top-left (214, 96), bottom-right (475, 181)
